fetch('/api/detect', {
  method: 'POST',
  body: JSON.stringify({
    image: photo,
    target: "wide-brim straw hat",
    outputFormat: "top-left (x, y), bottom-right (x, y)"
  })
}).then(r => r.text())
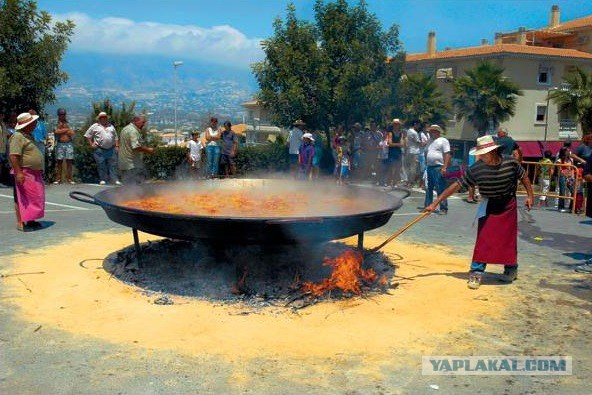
top-left (469, 135), bottom-right (501, 156)
top-left (427, 124), bottom-right (444, 134)
top-left (15, 112), bottom-right (39, 130)
top-left (96, 111), bottom-right (108, 120)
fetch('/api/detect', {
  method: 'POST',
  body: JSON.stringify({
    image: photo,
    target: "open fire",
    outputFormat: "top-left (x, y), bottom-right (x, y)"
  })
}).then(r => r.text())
top-left (301, 250), bottom-right (387, 297)
top-left (105, 239), bottom-right (394, 308)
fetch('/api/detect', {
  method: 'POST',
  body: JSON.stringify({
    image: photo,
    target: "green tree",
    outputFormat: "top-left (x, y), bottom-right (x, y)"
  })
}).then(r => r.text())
top-left (548, 67), bottom-right (592, 135)
top-left (252, 0), bottom-right (402, 131)
top-left (314, 0), bottom-right (402, 126)
top-left (88, 99), bottom-right (137, 130)
top-left (399, 73), bottom-right (450, 125)
top-left (453, 62), bottom-right (522, 136)
top-left (0, 0), bottom-right (75, 113)
top-left (252, 3), bottom-right (329, 130)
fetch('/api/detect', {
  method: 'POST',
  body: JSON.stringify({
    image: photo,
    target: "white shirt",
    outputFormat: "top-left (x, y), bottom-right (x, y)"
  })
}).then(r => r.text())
top-left (84, 122), bottom-right (118, 149)
top-left (419, 131), bottom-right (429, 153)
top-left (188, 139), bottom-right (202, 162)
top-left (425, 137), bottom-right (450, 166)
top-left (206, 127), bottom-right (219, 146)
top-left (406, 128), bottom-right (420, 155)
top-left (288, 127), bottom-right (303, 155)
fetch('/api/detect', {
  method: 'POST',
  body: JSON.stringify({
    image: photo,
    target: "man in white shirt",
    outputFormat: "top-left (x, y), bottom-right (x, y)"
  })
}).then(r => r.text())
top-left (288, 119), bottom-right (305, 177)
top-left (405, 120), bottom-right (421, 186)
top-left (85, 112), bottom-right (120, 185)
top-left (423, 124), bottom-right (451, 214)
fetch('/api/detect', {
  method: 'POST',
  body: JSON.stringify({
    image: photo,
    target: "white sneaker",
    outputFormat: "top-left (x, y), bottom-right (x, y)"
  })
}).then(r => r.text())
top-left (99, 180), bottom-right (106, 185)
top-left (115, 180), bottom-right (122, 185)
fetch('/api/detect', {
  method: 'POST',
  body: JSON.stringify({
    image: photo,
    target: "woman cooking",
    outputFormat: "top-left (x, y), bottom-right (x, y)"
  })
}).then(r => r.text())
top-left (424, 135), bottom-right (534, 289)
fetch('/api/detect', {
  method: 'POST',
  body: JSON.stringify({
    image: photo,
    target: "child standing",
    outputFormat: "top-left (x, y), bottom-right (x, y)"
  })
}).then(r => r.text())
top-left (187, 131), bottom-right (203, 179)
top-left (336, 137), bottom-right (351, 184)
top-left (537, 150), bottom-right (554, 206)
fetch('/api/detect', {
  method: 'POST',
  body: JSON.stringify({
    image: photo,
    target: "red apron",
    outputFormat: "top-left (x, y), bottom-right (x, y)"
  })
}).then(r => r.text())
top-left (13, 168), bottom-right (45, 222)
top-left (472, 197), bottom-right (517, 265)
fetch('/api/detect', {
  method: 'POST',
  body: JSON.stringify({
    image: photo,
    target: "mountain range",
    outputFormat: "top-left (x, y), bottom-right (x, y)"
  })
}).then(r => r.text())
top-left (47, 53), bottom-right (259, 125)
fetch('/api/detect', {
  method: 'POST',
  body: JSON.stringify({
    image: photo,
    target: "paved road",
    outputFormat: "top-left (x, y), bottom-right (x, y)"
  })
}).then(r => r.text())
top-left (1, 180), bottom-right (591, 394)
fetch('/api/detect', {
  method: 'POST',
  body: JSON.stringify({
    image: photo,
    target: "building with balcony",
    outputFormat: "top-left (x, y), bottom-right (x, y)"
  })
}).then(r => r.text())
top-left (241, 100), bottom-right (285, 145)
top-left (404, 5), bottom-right (592, 158)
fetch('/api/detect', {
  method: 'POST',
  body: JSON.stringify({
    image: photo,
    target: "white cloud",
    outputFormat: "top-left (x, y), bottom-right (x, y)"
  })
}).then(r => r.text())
top-left (56, 12), bottom-right (265, 68)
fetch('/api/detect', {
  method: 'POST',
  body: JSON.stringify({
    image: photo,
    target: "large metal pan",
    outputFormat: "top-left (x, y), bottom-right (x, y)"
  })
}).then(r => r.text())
top-left (70, 179), bottom-right (404, 244)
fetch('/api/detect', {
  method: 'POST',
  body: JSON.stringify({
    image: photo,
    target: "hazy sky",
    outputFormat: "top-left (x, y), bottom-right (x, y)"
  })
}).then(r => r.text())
top-left (37, 0), bottom-right (592, 69)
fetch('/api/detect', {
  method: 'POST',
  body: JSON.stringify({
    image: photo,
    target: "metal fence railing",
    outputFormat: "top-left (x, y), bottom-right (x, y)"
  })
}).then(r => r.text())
top-left (518, 161), bottom-right (585, 215)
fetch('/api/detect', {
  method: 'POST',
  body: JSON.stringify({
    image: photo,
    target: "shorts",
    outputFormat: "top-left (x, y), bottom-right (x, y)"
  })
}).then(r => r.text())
top-left (340, 165), bottom-right (350, 178)
top-left (220, 154), bottom-right (235, 166)
top-left (56, 142), bottom-right (74, 160)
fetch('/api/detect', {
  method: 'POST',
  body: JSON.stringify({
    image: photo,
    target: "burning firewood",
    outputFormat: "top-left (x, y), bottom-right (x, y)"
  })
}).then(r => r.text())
top-left (300, 249), bottom-right (381, 297)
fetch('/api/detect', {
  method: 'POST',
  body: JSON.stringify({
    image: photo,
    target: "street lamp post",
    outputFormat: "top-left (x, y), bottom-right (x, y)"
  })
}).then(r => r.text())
top-left (173, 60), bottom-right (183, 146)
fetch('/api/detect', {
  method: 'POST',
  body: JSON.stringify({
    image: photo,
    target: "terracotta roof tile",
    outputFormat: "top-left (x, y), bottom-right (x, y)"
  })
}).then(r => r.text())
top-left (405, 44), bottom-right (592, 62)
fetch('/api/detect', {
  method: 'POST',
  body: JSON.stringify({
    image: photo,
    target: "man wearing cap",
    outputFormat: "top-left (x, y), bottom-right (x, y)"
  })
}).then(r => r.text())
top-left (53, 108), bottom-right (75, 184)
top-left (405, 120), bottom-right (422, 186)
top-left (288, 120), bottom-right (305, 177)
top-left (118, 115), bottom-right (154, 184)
top-left (8, 112), bottom-right (46, 231)
top-left (424, 135), bottom-right (534, 289)
top-left (84, 112), bottom-right (120, 185)
top-left (423, 124), bottom-right (450, 213)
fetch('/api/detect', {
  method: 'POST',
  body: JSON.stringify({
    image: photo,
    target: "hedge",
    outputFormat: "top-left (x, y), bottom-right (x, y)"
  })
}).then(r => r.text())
top-left (69, 137), bottom-right (292, 182)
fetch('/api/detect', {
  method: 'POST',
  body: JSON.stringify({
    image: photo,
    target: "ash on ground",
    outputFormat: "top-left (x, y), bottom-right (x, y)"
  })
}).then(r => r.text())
top-left (104, 239), bottom-right (397, 309)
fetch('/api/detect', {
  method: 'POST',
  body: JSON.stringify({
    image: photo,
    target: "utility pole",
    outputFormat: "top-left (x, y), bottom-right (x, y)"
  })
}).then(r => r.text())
top-left (173, 60), bottom-right (183, 146)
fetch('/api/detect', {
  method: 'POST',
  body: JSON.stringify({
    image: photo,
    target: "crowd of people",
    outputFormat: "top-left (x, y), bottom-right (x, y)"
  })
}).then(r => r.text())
top-left (286, 118), bottom-right (440, 189)
top-left (0, 109), bottom-right (158, 231)
top-left (1, 107), bottom-right (591, 234)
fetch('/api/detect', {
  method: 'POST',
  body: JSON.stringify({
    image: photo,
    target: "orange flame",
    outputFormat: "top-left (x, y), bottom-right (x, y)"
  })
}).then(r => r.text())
top-left (301, 250), bottom-right (378, 297)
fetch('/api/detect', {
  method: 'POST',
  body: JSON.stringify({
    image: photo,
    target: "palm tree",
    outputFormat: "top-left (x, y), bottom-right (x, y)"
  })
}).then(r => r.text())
top-left (398, 73), bottom-right (450, 125)
top-left (453, 62), bottom-right (522, 136)
top-left (548, 67), bottom-right (592, 135)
